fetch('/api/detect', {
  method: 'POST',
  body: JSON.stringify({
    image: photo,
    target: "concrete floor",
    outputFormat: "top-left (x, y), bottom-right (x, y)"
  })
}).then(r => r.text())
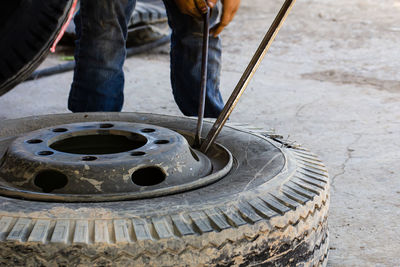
top-left (1, 0), bottom-right (399, 265)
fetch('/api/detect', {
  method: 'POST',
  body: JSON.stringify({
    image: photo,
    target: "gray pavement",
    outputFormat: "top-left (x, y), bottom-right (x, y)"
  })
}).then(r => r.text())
top-left (1, 0), bottom-right (399, 265)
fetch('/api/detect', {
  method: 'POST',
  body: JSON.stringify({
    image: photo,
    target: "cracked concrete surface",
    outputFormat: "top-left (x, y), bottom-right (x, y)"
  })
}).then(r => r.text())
top-left (0, 0), bottom-right (399, 265)
top-left (330, 133), bottom-right (362, 190)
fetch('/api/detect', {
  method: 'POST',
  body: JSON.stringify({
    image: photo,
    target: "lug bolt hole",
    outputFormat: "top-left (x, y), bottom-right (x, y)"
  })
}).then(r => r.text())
top-left (52, 128), bottom-right (68, 133)
top-left (38, 151), bottom-right (53, 156)
top-left (99, 123), bottom-right (114, 128)
top-left (154, 140), bottom-right (169, 144)
top-left (82, 156), bottom-right (97, 161)
top-left (141, 128), bottom-right (155, 133)
top-left (131, 151), bottom-right (146, 156)
top-left (27, 139), bottom-right (43, 144)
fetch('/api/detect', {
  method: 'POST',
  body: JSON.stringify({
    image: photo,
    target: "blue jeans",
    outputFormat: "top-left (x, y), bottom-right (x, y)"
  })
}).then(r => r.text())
top-left (68, 0), bottom-right (224, 118)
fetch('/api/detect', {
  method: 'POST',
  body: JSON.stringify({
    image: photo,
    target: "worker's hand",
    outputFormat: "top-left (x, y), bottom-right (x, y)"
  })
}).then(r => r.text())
top-left (174, 0), bottom-right (240, 35)
top-left (174, 0), bottom-right (205, 18)
top-left (210, 0), bottom-right (240, 37)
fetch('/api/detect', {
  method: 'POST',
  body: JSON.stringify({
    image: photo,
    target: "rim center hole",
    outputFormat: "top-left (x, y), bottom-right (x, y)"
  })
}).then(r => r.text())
top-left (49, 130), bottom-right (147, 155)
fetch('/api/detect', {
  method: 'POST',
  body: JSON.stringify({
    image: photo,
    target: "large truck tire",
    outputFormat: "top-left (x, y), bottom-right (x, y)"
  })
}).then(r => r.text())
top-left (0, 0), bottom-right (74, 96)
top-left (0, 113), bottom-right (329, 266)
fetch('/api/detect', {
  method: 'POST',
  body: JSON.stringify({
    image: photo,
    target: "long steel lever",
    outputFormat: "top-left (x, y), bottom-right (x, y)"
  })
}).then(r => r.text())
top-left (200, 0), bottom-right (297, 153)
top-left (194, 5), bottom-right (210, 148)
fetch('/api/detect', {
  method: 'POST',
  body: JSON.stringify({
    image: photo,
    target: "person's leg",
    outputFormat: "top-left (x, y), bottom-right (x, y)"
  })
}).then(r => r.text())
top-left (68, 0), bottom-right (136, 112)
top-left (163, 1), bottom-right (224, 118)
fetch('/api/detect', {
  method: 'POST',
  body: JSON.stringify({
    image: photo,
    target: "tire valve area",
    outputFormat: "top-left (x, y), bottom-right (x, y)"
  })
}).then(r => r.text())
top-left (34, 170), bottom-right (68, 193)
top-left (131, 167), bottom-right (166, 186)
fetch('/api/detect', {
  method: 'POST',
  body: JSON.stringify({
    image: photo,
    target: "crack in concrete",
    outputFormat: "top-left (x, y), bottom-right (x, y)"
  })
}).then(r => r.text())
top-left (330, 133), bottom-right (363, 191)
top-left (295, 101), bottom-right (314, 118)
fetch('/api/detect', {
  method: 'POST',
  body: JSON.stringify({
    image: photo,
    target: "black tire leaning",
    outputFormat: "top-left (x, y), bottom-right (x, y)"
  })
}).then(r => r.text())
top-left (64, 0), bottom-right (168, 37)
top-left (0, 113), bottom-right (330, 266)
top-left (0, 0), bottom-right (73, 96)
top-left (130, 0), bottom-right (168, 26)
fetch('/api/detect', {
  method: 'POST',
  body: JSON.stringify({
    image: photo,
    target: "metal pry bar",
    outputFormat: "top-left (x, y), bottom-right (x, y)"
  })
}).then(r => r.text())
top-left (200, 0), bottom-right (297, 153)
top-left (194, 6), bottom-right (210, 148)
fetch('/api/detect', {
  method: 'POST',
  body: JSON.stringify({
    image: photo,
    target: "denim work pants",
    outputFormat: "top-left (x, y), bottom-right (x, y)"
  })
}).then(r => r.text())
top-left (68, 0), bottom-right (224, 118)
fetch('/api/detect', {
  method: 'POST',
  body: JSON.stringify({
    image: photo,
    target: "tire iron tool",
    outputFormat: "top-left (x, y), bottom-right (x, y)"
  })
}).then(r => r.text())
top-left (194, 0), bottom-right (210, 148)
top-left (200, 0), bottom-right (297, 153)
